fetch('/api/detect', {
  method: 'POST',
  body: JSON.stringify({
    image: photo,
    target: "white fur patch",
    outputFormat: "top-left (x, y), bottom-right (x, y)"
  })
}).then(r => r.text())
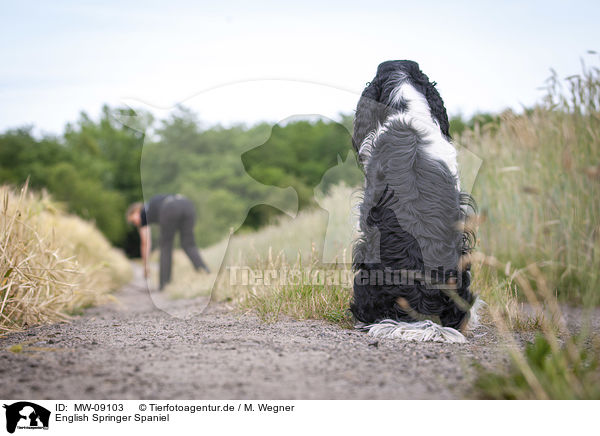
top-left (389, 82), bottom-right (459, 185)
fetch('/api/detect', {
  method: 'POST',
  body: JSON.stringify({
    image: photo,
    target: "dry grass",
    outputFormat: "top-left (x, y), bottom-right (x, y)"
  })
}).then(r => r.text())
top-left (467, 58), bottom-right (600, 399)
top-left (213, 184), bottom-right (357, 323)
top-left (458, 60), bottom-right (600, 306)
top-left (0, 183), bottom-right (131, 333)
top-left (232, 246), bottom-right (354, 327)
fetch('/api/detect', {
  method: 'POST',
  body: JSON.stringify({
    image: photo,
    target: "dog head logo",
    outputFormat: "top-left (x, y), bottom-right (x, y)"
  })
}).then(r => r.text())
top-left (3, 402), bottom-right (50, 433)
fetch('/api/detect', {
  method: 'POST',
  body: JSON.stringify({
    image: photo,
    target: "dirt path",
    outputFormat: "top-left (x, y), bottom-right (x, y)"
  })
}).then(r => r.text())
top-left (1, 265), bottom-right (511, 399)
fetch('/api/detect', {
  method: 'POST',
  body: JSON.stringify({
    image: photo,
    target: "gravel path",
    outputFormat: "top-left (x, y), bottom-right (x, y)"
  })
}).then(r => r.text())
top-left (1, 265), bottom-right (511, 399)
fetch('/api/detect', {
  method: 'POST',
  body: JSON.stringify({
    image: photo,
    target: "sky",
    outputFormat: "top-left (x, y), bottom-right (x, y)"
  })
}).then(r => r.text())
top-left (1, 0), bottom-right (599, 135)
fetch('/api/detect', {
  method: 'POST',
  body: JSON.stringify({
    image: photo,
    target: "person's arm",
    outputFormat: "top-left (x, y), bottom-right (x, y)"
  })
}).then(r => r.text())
top-left (139, 225), bottom-right (151, 278)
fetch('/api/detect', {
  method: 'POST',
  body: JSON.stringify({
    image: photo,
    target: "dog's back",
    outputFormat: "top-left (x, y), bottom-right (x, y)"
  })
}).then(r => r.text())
top-left (351, 60), bottom-right (475, 331)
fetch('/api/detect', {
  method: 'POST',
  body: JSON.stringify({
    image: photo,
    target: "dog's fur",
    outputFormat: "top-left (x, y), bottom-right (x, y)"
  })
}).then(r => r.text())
top-left (351, 60), bottom-right (476, 331)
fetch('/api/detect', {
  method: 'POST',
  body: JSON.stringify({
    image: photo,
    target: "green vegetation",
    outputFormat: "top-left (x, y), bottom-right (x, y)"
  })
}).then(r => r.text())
top-left (0, 107), bottom-right (359, 252)
top-left (0, 106), bottom-right (148, 254)
top-left (140, 109), bottom-right (360, 247)
top-left (474, 334), bottom-right (600, 399)
top-left (449, 112), bottom-right (500, 137)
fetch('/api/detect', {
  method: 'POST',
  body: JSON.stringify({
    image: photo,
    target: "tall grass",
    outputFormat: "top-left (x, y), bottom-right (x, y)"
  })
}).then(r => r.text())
top-left (460, 58), bottom-right (600, 305)
top-left (467, 58), bottom-right (600, 399)
top-left (0, 183), bottom-right (131, 333)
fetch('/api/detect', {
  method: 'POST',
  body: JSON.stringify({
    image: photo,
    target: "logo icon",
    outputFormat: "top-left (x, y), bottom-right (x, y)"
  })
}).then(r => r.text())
top-left (3, 402), bottom-right (50, 434)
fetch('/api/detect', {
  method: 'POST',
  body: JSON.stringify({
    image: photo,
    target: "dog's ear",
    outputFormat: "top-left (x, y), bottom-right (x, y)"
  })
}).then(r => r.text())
top-left (352, 80), bottom-right (382, 155)
top-left (424, 82), bottom-right (451, 139)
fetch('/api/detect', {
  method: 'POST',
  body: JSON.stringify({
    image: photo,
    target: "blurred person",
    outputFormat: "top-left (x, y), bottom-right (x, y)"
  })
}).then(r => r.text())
top-left (126, 194), bottom-right (210, 290)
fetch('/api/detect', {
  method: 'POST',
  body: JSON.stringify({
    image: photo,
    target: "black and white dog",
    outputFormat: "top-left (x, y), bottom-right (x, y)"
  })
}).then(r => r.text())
top-left (351, 60), bottom-right (478, 342)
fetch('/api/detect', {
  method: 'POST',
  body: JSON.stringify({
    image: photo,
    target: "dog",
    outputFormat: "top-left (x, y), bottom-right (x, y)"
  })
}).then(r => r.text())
top-left (350, 60), bottom-right (477, 342)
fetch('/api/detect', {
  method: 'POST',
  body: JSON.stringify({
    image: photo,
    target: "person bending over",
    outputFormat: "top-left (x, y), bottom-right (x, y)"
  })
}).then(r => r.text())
top-left (127, 194), bottom-right (210, 290)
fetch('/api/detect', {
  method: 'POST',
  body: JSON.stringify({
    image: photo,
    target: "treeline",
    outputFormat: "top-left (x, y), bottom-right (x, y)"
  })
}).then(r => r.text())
top-left (139, 108), bottom-right (362, 247)
top-left (0, 106), bottom-right (145, 254)
top-left (0, 105), bottom-right (495, 254)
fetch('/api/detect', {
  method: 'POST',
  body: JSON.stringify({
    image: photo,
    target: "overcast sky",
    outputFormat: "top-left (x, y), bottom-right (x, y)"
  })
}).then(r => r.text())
top-left (1, 0), bottom-right (598, 135)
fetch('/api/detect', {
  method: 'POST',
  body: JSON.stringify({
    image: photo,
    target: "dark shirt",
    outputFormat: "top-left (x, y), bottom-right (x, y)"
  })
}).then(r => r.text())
top-left (140, 194), bottom-right (171, 227)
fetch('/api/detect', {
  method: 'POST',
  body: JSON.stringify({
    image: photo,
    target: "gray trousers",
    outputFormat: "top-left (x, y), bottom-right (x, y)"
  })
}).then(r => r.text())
top-left (159, 197), bottom-right (209, 289)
